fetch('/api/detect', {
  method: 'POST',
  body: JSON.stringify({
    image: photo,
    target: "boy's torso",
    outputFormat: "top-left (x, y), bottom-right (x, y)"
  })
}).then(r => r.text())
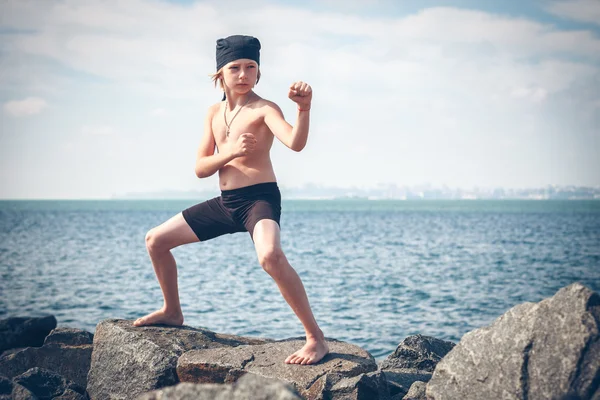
top-left (211, 98), bottom-right (277, 190)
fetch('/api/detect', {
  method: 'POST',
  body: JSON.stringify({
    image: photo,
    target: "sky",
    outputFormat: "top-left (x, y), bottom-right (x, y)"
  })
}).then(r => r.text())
top-left (1, 0), bottom-right (599, 199)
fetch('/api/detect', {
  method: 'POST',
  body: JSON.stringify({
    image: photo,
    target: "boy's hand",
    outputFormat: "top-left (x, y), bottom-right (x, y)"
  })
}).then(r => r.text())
top-left (288, 81), bottom-right (312, 110)
top-left (231, 133), bottom-right (257, 158)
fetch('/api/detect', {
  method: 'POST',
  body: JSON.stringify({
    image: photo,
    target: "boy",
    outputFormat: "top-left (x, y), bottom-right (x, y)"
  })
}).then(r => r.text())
top-left (133, 35), bottom-right (329, 365)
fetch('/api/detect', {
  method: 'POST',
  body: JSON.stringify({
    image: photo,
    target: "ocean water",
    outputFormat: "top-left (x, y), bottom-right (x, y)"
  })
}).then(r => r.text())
top-left (1, 199), bottom-right (599, 360)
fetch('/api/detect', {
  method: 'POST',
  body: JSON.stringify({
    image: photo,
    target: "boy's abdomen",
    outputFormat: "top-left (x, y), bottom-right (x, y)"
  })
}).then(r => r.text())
top-left (218, 157), bottom-right (277, 190)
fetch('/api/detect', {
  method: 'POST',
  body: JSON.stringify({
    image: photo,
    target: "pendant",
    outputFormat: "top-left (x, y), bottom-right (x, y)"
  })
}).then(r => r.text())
top-left (226, 128), bottom-right (230, 137)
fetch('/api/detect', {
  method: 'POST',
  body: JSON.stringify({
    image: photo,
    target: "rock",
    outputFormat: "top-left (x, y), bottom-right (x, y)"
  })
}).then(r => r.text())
top-left (379, 335), bottom-right (455, 372)
top-left (178, 337), bottom-right (381, 399)
top-left (138, 373), bottom-right (302, 399)
top-left (427, 283), bottom-right (600, 400)
top-left (54, 388), bottom-right (87, 400)
top-left (0, 327), bottom-right (93, 388)
top-left (329, 370), bottom-right (391, 400)
top-left (401, 381), bottom-right (426, 400)
top-left (0, 316), bottom-right (57, 352)
top-left (382, 369), bottom-right (431, 399)
top-left (11, 384), bottom-right (39, 400)
top-left (44, 328), bottom-right (93, 346)
top-left (86, 319), bottom-right (271, 400)
top-left (0, 348), bottom-right (27, 358)
top-left (0, 375), bottom-right (39, 399)
top-left (378, 336), bottom-right (450, 398)
top-left (13, 367), bottom-right (86, 399)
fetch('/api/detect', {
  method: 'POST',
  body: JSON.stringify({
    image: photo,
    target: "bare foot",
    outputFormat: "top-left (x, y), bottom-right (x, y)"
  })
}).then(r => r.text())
top-left (133, 308), bottom-right (184, 327)
top-left (285, 338), bottom-right (329, 365)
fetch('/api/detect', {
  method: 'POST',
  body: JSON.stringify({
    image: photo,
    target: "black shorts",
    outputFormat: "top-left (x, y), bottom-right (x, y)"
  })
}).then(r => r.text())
top-left (182, 182), bottom-right (281, 241)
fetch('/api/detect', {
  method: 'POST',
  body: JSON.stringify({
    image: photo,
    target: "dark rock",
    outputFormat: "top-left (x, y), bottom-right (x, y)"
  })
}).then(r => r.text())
top-left (380, 335), bottom-right (455, 372)
top-left (329, 370), bottom-right (391, 400)
top-left (43, 328), bottom-right (93, 346)
top-left (382, 369), bottom-right (431, 398)
top-left (13, 367), bottom-right (86, 399)
top-left (401, 381), bottom-right (426, 400)
top-left (86, 319), bottom-right (271, 400)
top-left (427, 283), bottom-right (600, 400)
top-left (11, 383), bottom-right (39, 400)
top-left (178, 337), bottom-right (381, 399)
top-left (0, 316), bottom-right (57, 352)
top-left (0, 328), bottom-right (93, 387)
top-left (138, 373), bottom-right (302, 399)
top-left (0, 375), bottom-right (38, 400)
top-left (0, 348), bottom-right (27, 358)
top-left (54, 388), bottom-right (87, 400)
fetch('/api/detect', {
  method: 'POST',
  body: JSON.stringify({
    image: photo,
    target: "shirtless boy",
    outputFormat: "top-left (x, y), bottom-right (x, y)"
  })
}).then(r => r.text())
top-left (133, 35), bottom-right (329, 365)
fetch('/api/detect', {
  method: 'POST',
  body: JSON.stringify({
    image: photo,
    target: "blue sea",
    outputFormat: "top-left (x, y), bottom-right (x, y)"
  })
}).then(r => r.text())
top-left (1, 199), bottom-right (599, 360)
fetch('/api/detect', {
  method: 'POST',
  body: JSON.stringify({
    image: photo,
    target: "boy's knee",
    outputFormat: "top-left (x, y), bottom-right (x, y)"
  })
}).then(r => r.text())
top-left (146, 228), bottom-right (167, 253)
top-left (258, 247), bottom-right (285, 275)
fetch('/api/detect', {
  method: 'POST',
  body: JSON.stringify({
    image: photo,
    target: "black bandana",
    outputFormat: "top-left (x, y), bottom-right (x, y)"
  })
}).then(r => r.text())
top-left (216, 35), bottom-right (261, 71)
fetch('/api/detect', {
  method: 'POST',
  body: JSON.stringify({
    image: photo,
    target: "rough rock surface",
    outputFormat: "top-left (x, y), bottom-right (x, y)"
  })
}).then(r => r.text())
top-left (138, 373), bottom-right (302, 400)
top-left (378, 335), bottom-right (452, 399)
top-left (178, 337), bottom-right (383, 399)
top-left (379, 335), bottom-right (455, 372)
top-left (0, 316), bottom-right (57, 352)
top-left (0, 375), bottom-right (39, 400)
top-left (401, 381), bottom-right (426, 400)
top-left (13, 367), bottom-right (86, 399)
top-left (86, 319), bottom-right (271, 400)
top-left (382, 369), bottom-right (431, 399)
top-left (427, 283), bottom-right (600, 400)
top-left (43, 328), bottom-right (94, 346)
top-left (0, 327), bottom-right (93, 388)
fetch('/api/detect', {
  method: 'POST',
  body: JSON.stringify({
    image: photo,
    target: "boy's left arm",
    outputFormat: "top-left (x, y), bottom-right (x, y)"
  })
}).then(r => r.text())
top-left (264, 81), bottom-right (312, 152)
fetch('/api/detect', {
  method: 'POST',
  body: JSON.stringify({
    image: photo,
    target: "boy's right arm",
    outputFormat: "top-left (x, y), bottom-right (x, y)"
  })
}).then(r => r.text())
top-left (194, 105), bottom-right (257, 178)
top-left (194, 106), bottom-right (234, 178)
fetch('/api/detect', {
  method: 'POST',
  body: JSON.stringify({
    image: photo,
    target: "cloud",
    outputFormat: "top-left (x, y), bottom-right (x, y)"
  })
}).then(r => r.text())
top-left (81, 125), bottom-right (115, 136)
top-left (546, 0), bottom-right (600, 26)
top-left (151, 108), bottom-right (170, 117)
top-left (3, 97), bottom-right (48, 117)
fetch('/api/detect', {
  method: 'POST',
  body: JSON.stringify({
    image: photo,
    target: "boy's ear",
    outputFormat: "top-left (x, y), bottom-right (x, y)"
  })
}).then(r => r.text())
top-left (256, 69), bottom-right (261, 85)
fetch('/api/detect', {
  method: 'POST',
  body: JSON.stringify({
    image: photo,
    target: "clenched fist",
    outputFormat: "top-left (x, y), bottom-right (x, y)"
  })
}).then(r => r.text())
top-left (232, 133), bottom-right (257, 157)
top-left (288, 81), bottom-right (312, 110)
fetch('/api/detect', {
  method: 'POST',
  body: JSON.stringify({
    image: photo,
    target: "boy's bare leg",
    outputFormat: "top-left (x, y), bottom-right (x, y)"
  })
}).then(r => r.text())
top-left (252, 219), bottom-right (329, 365)
top-left (133, 213), bottom-right (199, 327)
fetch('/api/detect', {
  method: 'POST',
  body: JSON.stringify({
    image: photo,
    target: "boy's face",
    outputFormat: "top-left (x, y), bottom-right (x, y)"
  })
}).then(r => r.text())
top-left (222, 58), bottom-right (259, 94)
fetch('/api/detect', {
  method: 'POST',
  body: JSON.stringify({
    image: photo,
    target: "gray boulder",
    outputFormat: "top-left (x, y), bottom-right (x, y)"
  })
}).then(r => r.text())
top-left (138, 373), bottom-right (302, 399)
top-left (427, 283), bottom-right (600, 400)
top-left (401, 381), bottom-right (426, 400)
top-left (379, 335), bottom-right (453, 398)
top-left (0, 327), bottom-right (93, 388)
top-left (0, 316), bottom-right (57, 352)
top-left (13, 367), bottom-right (86, 399)
top-left (86, 319), bottom-right (270, 400)
top-left (178, 337), bottom-right (384, 399)
top-left (0, 375), bottom-right (39, 400)
top-left (379, 335), bottom-right (455, 372)
top-left (382, 369), bottom-right (431, 399)
top-left (44, 328), bottom-right (94, 346)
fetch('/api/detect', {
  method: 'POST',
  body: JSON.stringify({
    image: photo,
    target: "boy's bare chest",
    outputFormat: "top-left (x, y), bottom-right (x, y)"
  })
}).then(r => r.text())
top-left (212, 109), bottom-right (267, 144)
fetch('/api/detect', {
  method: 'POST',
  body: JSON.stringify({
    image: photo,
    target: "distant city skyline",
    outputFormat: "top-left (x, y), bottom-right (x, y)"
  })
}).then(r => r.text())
top-left (2, 0), bottom-right (599, 199)
top-left (109, 183), bottom-right (600, 201)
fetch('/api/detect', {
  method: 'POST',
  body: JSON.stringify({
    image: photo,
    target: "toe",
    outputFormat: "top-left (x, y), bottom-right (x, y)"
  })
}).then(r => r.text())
top-left (285, 355), bottom-right (297, 364)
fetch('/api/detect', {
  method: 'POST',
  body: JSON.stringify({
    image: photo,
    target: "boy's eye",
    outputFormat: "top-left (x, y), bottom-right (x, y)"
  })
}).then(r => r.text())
top-left (248, 65), bottom-right (255, 68)
top-left (230, 66), bottom-right (239, 69)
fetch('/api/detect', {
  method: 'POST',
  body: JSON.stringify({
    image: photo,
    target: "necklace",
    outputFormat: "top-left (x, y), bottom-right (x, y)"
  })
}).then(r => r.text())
top-left (223, 95), bottom-right (251, 137)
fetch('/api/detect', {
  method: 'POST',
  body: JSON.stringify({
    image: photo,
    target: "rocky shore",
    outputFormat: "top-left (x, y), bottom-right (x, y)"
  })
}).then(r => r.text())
top-left (1, 283), bottom-right (598, 399)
